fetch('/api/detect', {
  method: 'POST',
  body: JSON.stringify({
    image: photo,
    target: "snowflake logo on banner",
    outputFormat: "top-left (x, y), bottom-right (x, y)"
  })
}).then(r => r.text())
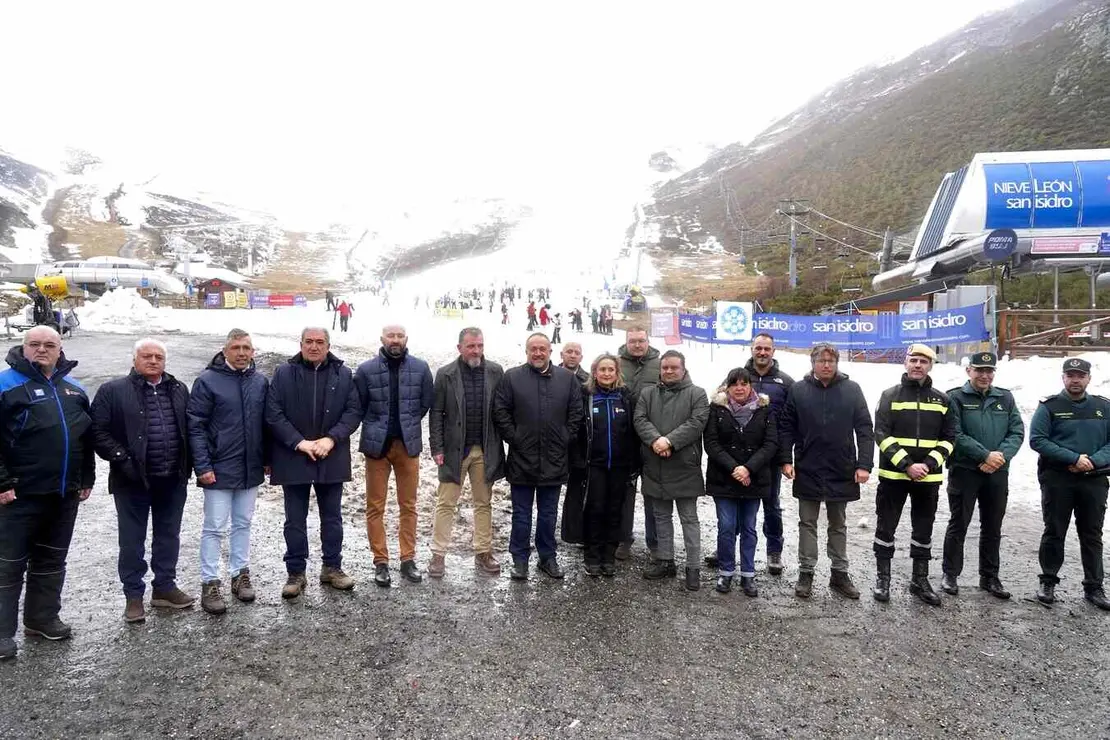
top-left (721, 305), bottom-right (748, 336)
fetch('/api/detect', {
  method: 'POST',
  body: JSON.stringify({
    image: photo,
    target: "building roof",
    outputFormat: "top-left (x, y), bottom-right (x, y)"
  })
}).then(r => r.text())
top-left (828, 276), bottom-right (966, 313)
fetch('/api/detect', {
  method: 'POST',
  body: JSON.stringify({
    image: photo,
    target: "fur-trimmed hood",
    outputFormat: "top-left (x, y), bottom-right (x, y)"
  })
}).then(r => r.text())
top-left (712, 388), bottom-right (770, 408)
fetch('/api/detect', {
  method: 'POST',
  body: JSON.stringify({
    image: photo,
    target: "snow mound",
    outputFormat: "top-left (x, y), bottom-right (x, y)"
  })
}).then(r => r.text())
top-left (78, 289), bottom-right (158, 333)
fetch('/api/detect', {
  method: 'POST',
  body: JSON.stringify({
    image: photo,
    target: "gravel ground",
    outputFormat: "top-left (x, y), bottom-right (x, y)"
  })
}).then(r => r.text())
top-left (2, 332), bottom-right (1109, 739)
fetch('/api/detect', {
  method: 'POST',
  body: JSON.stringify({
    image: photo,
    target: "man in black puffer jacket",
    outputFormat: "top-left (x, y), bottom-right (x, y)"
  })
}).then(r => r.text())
top-left (780, 343), bottom-right (874, 600)
top-left (92, 338), bottom-right (194, 624)
top-left (493, 333), bottom-right (583, 581)
top-left (187, 329), bottom-right (270, 616)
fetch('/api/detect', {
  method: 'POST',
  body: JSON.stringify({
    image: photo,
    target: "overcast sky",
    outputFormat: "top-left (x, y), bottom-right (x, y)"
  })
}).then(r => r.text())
top-left (3, 0), bottom-right (1019, 227)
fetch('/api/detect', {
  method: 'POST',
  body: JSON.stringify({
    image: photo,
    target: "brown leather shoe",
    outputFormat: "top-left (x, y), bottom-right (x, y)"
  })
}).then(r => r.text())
top-left (320, 566), bottom-right (355, 591)
top-left (123, 598), bottom-right (146, 623)
top-left (151, 586), bottom-right (196, 609)
top-left (428, 554), bottom-right (446, 579)
top-left (474, 552), bottom-right (502, 576)
top-left (231, 568), bottom-right (256, 602)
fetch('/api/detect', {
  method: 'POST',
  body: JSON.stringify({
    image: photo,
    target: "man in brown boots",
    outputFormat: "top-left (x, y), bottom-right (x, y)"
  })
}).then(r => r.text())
top-left (428, 328), bottom-right (505, 578)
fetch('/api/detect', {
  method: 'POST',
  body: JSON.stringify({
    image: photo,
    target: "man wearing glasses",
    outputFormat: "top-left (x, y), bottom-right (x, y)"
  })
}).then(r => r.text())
top-left (0, 327), bottom-right (96, 660)
top-left (941, 352), bottom-right (1024, 600)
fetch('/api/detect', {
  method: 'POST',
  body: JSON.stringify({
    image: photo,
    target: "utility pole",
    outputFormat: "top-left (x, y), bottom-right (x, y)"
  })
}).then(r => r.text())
top-left (777, 199), bottom-right (810, 289)
top-left (879, 228), bottom-right (894, 273)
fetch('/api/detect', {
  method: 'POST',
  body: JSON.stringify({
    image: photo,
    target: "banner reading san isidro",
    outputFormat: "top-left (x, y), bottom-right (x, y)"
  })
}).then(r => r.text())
top-left (681, 302), bottom-right (989, 349)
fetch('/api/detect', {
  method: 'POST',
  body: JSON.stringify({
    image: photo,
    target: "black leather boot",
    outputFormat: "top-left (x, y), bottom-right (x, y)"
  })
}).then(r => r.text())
top-left (715, 575), bottom-right (733, 594)
top-left (979, 575), bottom-right (1011, 600)
top-left (739, 576), bottom-right (758, 597)
top-left (873, 558), bottom-right (891, 602)
top-left (684, 567), bottom-right (700, 591)
top-left (643, 559), bottom-right (677, 580)
top-left (1036, 580), bottom-right (1056, 604)
top-left (909, 559), bottom-right (941, 606)
top-left (941, 573), bottom-right (959, 596)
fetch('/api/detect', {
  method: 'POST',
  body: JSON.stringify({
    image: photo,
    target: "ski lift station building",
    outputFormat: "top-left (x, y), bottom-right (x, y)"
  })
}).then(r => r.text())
top-left (873, 149), bottom-right (1110, 290)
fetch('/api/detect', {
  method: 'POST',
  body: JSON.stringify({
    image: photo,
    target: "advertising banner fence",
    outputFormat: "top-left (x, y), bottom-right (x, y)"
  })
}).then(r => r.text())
top-left (679, 304), bottom-right (989, 350)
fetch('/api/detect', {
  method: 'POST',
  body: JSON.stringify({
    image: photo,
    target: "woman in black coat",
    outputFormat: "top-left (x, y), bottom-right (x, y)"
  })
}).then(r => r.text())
top-left (703, 367), bottom-right (778, 596)
top-left (580, 353), bottom-right (640, 577)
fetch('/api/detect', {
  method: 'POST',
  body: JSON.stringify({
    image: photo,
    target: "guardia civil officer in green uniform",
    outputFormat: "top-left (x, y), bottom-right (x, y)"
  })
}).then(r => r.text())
top-left (940, 351), bottom-right (1024, 599)
top-left (872, 343), bottom-right (956, 606)
top-left (1029, 357), bottom-right (1110, 610)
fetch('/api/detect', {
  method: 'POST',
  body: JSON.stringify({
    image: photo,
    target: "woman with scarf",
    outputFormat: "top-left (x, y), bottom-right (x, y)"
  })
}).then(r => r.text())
top-left (580, 354), bottom-right (640, 577)
top-left (703, 367), bottom-right (779, 596)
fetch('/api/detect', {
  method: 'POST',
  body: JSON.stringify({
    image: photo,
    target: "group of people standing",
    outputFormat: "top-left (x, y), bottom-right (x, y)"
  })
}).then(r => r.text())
top-left (1, 319), bottom-right (1107, 663)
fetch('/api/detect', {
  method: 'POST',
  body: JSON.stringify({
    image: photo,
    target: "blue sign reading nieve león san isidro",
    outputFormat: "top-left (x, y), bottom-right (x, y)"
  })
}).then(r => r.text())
top-left (678, 304), bottom-right (989, 350)
top-left (984, 160), bottom-right (1110, 229)
top-left (983, 229), bottom-right (1017, 261)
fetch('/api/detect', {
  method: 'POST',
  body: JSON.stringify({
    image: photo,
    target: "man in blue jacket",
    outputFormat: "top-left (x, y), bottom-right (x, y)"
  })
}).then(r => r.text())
top-left (187, 329), bottom-right (270, 615)
top-left (267, 328), bottom-right (362, 598)
top-left (0, 326), bottom-right (95, 661)
top-left (91, 338), bottom-right (195, 624)
top-left (1029, 357), bottom-right (1110, 610)
top-left (354, 324), bottom-right (434, 588)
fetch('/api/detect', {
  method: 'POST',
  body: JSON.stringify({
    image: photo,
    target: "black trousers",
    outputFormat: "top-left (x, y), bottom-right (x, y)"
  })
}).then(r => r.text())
top-left (560, 467), bottom-right (588, 545)
top-left (942, 466), bottom-right (1008, 578)
top-left (873, 479), bottom-right (940, 561)
top-left (0, 494), bottom-right (81, 637)
top-left (113, 476), bottom-right (188, 598)
top-left (1039, 472), bottom-right (1108, 590)
top-left (584, 466), bottom-right (629, 565)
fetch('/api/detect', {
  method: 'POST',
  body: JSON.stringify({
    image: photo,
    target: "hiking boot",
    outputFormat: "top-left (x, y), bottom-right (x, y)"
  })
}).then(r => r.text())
top-left (123, 598), bottom-right (146, 623)
top-left (615, 542), bottom-right (632, 561)
top-left (600, 563), bottom-right (617, 577)
top-left (320, 566), bottom-right (355, 591)
top-left (510, 560), bottom-right (529, 581)
top-left (643, 559), bottom-right (677, 580)
top-left (474, 552), bottom-right (502, 576)
top-left (428, 554), bottom-right (446, 579)
top-left (830, 570), bottom-right (860, 599)
top-left (795, 571), bottom-right (814, 598)
top-left (282, 573), bottom-right (307, 599)
top-left (230, 569), bottom-right (256, 602)
top-left (684, 567), bottom-right (700, 591)
top-left (0, 637), bottom-right (15, 660)
top-left (739, 576), bottom-right (758, 597)
top-left (941, 573), bottom-right (959, 596)
top-left (152, 586), bottom-right (195, 609)
top-left (400, 560), bottom-right (423, 584)
top-left (584, 562), bottom-right (602, 577)
top-left (715, 575), bottom-right (733, 593)
top-left (24, 618), bottom-right (72, 641)
top-left (979, 575), bottom-right (1010, 600)
top-left (1084, 588), bottom-right (1110, 611)
top-left (908, 560), bottom-right (941, 606)
top-left (767, 552), bottom-right (784, 576)
top-left (873, 559), bottom-right (891, 602)
top-left (539, 558), bottom-right (565, 579)
top-left (200, 581), bottom-right (227, 615)
top-left (374, 564), bottom-right (392, 588)
top-left (1036, 581), bottom-right (1056, 605)
top-left (704, 552), bottom-right (720, 568)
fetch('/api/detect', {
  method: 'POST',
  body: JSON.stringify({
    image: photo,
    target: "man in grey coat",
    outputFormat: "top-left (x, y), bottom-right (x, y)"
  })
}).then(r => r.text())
top-left (428, 328), bottom-right (505, 578)
top-left (634, 350), bottom-right (710, 590)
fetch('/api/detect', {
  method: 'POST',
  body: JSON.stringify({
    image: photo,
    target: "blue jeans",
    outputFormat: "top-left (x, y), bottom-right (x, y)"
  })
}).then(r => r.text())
top-left (283, 483), bottom-right (345, 574)
top-left (200, 487), bottom-right (258, 583)
top-left (510, 484), bottom-right (560, 562)
top-left (113, 476), bottom-right (188, 598)
top-left (715, 497), bottom-right (762, 577)
top-left (762, 473), bottom-right (785, 555)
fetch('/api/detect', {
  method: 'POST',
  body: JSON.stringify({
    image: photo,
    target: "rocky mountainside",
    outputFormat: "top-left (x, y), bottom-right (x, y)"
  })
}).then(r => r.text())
top-left (639, 0), bottom-right (1110, 308)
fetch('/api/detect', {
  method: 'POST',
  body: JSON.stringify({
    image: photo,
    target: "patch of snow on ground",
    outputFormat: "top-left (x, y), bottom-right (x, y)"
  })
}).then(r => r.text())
top-left (78, 288), bottom-right (159, 332)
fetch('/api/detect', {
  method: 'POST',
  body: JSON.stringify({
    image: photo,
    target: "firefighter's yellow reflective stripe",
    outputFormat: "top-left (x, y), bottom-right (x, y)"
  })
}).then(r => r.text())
top-left (878, 469), bottom-right (944, 483)
top-left (879, 437), bottom-right (899, 451)
top-left (938, 440), bottom-right (954, 454)
top-left (890, 401), bottom-right (949, 414)
top-left (928, 450), bottom-right (946, 466)
top-left (889, 449), bottom-right (908, 466)
top-left (892, 437), bottom-right (938, 448)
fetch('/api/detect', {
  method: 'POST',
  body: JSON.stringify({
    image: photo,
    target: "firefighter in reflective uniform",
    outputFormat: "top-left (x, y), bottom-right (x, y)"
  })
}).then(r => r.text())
top-left (871, 344), bottom-right (956, 606)
top-left (1029, 357), bottom-right (1110, 610)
